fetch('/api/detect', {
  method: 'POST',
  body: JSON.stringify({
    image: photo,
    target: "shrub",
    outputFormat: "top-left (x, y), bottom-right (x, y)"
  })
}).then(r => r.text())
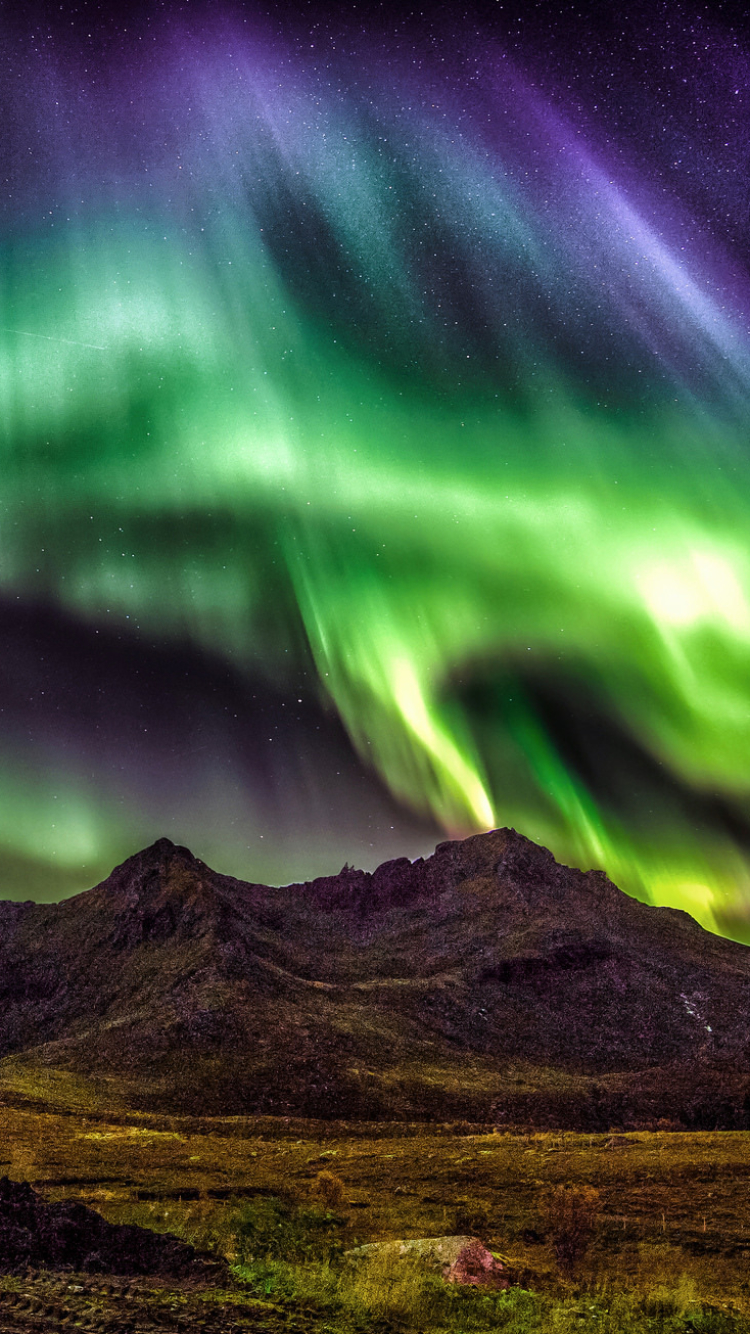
top-left (312, 1169), bottom-right (345, 1209)
top-left (544, 1184), bottom-right (600, 1276)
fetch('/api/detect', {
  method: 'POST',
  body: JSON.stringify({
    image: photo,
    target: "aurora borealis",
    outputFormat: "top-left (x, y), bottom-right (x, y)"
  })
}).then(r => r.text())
top-left (2, 2), bottom-right (750, 933)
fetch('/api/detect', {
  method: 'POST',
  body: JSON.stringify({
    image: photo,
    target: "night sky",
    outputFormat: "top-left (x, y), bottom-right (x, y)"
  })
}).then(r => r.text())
top-left (2, 0), bottom-right (750, 934)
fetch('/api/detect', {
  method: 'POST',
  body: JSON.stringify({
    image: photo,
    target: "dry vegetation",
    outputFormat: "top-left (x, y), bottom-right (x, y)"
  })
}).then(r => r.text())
top-left (0, 1062), bottom-right (749, 1329)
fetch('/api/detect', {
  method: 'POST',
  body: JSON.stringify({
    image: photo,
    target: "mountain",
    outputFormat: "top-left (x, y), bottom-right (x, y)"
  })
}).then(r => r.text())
top-left (1, 828), bottom-right (749, 1128)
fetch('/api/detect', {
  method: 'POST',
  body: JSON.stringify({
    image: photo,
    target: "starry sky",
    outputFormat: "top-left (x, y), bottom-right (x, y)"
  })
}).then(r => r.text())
top-left (2, 0), bottom-right (750, 934)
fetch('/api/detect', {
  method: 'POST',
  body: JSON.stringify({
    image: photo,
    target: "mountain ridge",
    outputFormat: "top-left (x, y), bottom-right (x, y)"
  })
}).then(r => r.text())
top-left (1, 828), bottom-right (748, 1128)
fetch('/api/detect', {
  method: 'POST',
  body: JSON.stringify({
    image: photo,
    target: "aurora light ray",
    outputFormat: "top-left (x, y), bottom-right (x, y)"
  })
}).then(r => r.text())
top-left (1, 7), bottom-right (750, 933)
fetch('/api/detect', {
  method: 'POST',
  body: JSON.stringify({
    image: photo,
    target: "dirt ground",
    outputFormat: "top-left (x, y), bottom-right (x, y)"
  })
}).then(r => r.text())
top-left (0, 1272), bottom-right (322, 1334)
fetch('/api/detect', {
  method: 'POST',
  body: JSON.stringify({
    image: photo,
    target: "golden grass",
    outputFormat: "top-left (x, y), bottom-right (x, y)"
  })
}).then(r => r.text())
top-left (0, 1061), bottom-right (749, 1325)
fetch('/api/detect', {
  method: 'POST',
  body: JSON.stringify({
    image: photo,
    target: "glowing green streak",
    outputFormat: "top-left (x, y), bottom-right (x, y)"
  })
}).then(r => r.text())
top-left (3, 216), bottom-right (750, 926)
top-left (291, 554), bottom-right (495, 832)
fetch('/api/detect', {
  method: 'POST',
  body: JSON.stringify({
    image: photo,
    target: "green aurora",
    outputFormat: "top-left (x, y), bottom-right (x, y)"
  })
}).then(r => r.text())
top-left (2, 17), bottom-right (750, 933)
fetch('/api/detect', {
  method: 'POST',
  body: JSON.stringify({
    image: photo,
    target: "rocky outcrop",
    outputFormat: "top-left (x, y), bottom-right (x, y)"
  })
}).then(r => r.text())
top-left (0, 1177), bottom-right (227, 1280)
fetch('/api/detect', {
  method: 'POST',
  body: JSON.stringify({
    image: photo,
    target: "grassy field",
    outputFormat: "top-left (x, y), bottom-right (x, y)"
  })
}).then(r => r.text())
top-left (0, 1062), bottom-right (749, 1330)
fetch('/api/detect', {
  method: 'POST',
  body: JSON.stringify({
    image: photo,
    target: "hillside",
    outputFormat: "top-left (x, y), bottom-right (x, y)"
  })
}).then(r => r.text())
top-left (1, 829), bottom-right (749, 1127)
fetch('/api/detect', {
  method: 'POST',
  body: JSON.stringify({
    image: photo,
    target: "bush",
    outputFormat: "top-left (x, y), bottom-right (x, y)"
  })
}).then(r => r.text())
top-left (312, 1169), bottom-right (345, 1209)
top-left (231, 1195), bottom-right (344, 1264)
top-left (544, 1184), bottom-right (600, 1276)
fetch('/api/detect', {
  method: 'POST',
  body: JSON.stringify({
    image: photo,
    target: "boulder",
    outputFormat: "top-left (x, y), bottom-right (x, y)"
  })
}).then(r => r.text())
top-left (347, 1234), bottom-right (509, 1288)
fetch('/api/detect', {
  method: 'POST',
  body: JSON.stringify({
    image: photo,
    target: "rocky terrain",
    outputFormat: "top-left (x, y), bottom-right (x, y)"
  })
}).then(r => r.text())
top-left (0, 828), bottom-right (749, 1126)
top-left (0, 1177), bottom-right (226, 1281)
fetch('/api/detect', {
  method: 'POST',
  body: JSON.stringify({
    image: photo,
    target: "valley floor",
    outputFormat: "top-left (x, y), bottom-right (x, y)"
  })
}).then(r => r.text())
top-left (0, 1063), bottom-right (749, 1331)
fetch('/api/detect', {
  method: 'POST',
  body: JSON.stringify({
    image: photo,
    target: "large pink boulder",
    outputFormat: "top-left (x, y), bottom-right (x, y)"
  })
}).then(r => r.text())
top-left (348, 1235), bottom-right (509, 1289)
top-left (445, 1236), bottom-right (509, 1288)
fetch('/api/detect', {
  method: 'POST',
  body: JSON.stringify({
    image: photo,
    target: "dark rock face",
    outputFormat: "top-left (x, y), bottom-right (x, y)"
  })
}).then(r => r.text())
top-left (1, 827), bottom-right (750, 1126)
top-left (0, 1177), bottom-right (227, 1279)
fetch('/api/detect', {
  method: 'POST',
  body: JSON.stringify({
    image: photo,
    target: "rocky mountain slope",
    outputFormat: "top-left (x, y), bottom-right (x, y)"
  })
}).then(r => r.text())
top-left (1, 829), bottom-right (749, 1127)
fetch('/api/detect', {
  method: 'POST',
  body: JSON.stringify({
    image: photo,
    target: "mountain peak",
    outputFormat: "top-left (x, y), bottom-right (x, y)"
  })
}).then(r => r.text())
top-left (1, 825), bottom-right (749, 1125)
top-left (138, 836), bottom-right (198, 867)
top-left (298, 825), bottom-right (619, 917)
top-left (102, 837), bottom-right (200, 891)
top-left (147, 836), bottom-right (177, 856)
top-left (87, 836), bottom-right (219, 950)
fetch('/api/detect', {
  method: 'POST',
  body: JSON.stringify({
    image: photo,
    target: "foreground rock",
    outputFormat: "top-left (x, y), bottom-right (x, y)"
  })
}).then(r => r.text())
top-left (0, 1177), bottom-right (227, 1280)
top-left (348, 1235), bottom-right (509, 1288)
